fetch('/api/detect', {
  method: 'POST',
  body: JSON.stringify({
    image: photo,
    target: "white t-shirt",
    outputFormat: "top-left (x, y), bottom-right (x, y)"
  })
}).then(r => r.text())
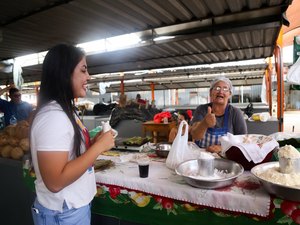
top-left (30, 101), bottom-right (96, 211)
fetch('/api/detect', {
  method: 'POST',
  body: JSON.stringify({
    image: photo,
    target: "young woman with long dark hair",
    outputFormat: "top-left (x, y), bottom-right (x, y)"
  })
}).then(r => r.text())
top-left (30, 44), bottom-right (115, 225)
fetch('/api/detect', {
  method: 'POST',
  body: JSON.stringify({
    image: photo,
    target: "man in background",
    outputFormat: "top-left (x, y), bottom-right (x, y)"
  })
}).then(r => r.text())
top-left (0, 84), bottom-right (33, 126)
top-left (136, 93), bottom-right (146, 105)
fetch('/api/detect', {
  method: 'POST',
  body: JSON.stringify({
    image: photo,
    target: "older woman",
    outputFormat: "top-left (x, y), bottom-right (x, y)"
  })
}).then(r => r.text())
top-left (190, 77), bottom-right (247, 153)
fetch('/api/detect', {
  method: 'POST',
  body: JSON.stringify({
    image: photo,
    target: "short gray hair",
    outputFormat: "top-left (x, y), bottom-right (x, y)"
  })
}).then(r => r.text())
top-left (210, 76), bottom-right (233, 92)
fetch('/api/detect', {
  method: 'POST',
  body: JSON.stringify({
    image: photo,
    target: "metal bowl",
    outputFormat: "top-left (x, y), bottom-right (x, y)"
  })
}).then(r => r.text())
top-left (155, 143), bottom-right (171, 158)
top-left (175, 158), bottom-right (244, 189)
top-left (251, 162), bottom-right (300, 202)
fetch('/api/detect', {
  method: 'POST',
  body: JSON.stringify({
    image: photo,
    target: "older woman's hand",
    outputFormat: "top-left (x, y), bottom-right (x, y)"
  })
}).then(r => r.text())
top-left (204, 106), bottom-right (216, 128)
top-left (207, 144), bottom-right (222, 153)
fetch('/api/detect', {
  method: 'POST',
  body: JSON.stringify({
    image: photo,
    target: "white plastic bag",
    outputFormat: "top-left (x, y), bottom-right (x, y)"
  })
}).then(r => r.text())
top-left (166, 121), bottom-right (189, 169)
top-left (287, 57), bottom-right (300, 85)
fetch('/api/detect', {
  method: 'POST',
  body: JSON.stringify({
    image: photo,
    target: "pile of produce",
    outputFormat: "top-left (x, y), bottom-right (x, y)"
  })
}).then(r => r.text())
top-left (0, 120), bottom-right (30, 160)
top-left (94, 159), bottom-right (114, 172)
top-left (123, 136), bottom-right (151, 146)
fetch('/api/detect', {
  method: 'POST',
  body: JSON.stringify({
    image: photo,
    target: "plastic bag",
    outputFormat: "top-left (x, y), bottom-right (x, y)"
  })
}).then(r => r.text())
top-left (166, 121), bottom-right (194, 169)
top-left (166, 122), bottom-right (201, 170)
top-left (287, 57), bottom-right (300, 85)
top-left (244, 103), bottom-right (254, 117)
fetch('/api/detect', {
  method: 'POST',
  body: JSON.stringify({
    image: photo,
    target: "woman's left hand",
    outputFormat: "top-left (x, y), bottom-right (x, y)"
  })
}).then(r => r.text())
top-left (207, 144), bottom-right (222, 153)
top-left (91, 131), bottom-right (103, 145)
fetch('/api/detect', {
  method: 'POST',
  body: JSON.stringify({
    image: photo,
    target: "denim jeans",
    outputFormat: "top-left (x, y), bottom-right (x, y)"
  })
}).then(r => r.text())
top-left (31, 198), bottom-right (91, 225)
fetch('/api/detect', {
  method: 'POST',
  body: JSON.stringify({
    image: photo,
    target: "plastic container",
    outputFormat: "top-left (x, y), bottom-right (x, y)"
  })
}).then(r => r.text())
top-left (89, 126), bottom-right (102, 139)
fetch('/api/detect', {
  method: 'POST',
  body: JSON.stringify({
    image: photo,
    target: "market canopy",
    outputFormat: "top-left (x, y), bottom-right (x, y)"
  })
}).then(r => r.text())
top-left (0, 0), bottom-right (293, 90)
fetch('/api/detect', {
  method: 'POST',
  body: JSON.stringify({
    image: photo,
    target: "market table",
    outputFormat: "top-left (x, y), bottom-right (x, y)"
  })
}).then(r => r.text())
top-left (142, 121), bottom-right (176, 143)
top-left (23, 151), bottom-right (300, 225)
top-left (91, 152), bottom-right (300, 225)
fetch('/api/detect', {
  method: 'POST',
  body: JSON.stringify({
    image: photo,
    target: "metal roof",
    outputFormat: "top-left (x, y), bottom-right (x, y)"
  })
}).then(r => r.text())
top-left (89, 63), bottom-right (269, 92)
top-left (0, 0), bottom-right (293, 90)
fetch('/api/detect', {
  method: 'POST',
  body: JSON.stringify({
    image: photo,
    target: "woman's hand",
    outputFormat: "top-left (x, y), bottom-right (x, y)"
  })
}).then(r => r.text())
top-left (92, 130), bottom-right (115, 153)
top-left (206, 144), bottom-right (222, 153)
top-left (91, 130), bottom-right (102, 145)
top-left (203, 106), bottom-right (216, 128)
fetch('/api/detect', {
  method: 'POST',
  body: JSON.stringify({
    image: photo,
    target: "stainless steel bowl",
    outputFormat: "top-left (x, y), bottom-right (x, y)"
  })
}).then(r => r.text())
top-left (251, 162), bottom-right (300, 202)
top-left (155, 143), bottom-right (171, 158)
top-left (175, 158), bottom-right (244, 189)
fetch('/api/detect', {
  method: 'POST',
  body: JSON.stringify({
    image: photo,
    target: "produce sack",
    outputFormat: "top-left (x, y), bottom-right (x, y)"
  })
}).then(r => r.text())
top-left (166, 121), bottom-right (199, 169)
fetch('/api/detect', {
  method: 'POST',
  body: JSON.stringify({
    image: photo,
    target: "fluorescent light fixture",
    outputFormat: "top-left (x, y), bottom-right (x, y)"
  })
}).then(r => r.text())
top-left (77, 33), bottom-right (141, 54)
top-left (134, 70), bottom-right (149, 76)
top-left (77, 39), bottom-right (106, 54)
top-left (124, 79), bottom-right (142, 83)
top-left (106, 33), bottom-right (141, 51)
top-left (153, 36), bottom-right (175, 41)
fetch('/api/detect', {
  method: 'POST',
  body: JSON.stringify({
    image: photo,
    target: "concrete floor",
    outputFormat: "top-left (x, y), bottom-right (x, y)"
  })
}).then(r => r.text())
top-left (283, 110), bottom-right (300, 133)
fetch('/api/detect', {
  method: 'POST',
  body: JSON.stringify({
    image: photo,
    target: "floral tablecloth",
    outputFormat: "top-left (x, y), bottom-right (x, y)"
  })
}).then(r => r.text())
top-left (95, 159), bottom-right (270, 216)
top-left (93, 183), bottom-right (300, 225)
top-left (92, 153), bottom-right (300, 225)
top-left (23, 153), bottom-right (300, 225)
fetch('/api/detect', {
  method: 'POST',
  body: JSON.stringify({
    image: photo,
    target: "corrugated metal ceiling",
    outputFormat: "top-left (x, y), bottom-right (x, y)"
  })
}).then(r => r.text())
top-left (0, 0), bottom-right (293, 90)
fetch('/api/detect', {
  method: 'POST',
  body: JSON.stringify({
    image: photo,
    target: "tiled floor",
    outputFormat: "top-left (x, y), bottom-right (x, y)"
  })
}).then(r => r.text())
top-left (283, 110), bottom-right (300, 133)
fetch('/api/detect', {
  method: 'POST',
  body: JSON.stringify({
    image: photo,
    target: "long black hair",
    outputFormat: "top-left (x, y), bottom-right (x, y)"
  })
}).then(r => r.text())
top-left (178, 110), bottom-right (191, 123)
top-left (34, 44), bottom-right (85, 157)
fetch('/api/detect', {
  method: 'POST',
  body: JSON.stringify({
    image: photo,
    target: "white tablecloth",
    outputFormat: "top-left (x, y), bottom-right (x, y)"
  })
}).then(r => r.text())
top-left (95, 155), bottom-right (271, 217)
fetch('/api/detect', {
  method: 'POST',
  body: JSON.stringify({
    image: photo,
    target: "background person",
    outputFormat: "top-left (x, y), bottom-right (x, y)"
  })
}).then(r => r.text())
top-left (168, 110), bottom-right (192, 143)
top-left (190, 77), bottom-right (247, 153)
top-left (30, 44), bottom-right (115, 225)
top-left (136, 93), bottom-right (146, 105)
top-left (0, 85), bottom-right (33, 126)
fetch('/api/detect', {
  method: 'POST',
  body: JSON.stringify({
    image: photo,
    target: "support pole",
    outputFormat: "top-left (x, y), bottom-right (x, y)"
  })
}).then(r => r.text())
top-left (120, 73), bottom-right (124, 94)
top-left (266, 57), bottom-right (272, 114)
top-left (274, 28), bottom-right (284, 132)
top-left (150, 82), bottom-right (155, 101)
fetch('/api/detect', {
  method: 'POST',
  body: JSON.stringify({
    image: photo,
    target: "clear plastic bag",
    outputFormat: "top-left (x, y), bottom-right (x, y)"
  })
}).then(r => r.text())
top-left (287, 57), bottom-right (300, 85)
top-left (165, 121), bottom-right (201, 169)
top-left (166, 121), bottom-right (188, 170)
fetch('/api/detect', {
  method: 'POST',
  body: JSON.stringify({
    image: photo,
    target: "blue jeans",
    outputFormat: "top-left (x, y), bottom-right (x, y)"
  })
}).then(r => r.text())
top-left (31, 198), bottom-right (91, 225)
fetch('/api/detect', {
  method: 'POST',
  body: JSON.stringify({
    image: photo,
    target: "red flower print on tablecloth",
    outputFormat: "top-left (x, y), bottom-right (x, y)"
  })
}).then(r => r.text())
top-left (109, 186), bottom-right (121, 199)
top-left (279, 200), bottom-right (300, 224)
top-left (234, 179), bottom-right (260, 190)
top-left (291, 209), bottom-right (300, 224)
top-left (153, 195), bottom-right (178, 215)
